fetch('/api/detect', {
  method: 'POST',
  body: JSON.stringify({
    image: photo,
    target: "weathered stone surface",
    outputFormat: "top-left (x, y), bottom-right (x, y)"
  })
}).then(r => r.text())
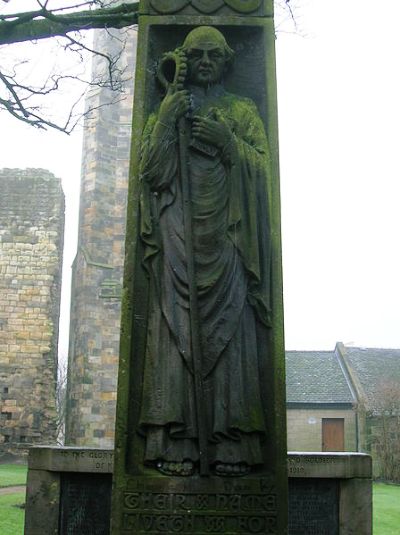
top-left (0, 168), bottom-right (64, 454)
top-left (339, 478), bottom-right (372, 535)
top-left (141, 0), bottom-right (272, 16)
top-left (24, 468), bottom-right (60, 535)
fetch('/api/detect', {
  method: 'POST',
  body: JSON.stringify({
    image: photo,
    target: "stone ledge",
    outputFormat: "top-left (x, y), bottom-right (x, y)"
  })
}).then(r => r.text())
top-left (28, 446), bottom-right (114, 473)
top-left (28, 447), bottom-right (371, 479)
top-left (287, 451), bottom-right (371, 479)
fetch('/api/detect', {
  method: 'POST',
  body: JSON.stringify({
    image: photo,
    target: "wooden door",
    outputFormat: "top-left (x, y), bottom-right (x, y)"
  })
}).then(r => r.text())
top-left (322, 418), bottom-right (345, 451)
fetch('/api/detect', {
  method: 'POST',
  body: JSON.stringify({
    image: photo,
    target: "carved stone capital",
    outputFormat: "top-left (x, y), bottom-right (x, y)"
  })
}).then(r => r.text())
top-left (149, 0), bottom-right (263, 15)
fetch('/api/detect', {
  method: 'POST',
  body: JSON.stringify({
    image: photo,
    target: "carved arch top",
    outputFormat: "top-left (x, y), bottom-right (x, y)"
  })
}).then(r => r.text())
top-left (150, 0), bottom-right (262, 15)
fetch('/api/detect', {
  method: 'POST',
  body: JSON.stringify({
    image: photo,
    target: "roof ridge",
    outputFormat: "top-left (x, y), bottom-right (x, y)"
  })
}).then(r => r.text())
top-left (336, 343), bottom-right (367, 407)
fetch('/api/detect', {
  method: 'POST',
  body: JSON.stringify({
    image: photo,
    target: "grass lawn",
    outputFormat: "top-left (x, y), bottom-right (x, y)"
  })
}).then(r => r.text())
top-left (0, 465), bottom-right (27, 535)
top-left (0, 465), bottom-right (27, 488)
top-left (374, 482), bottom-right (400, 535)
top-left (0, 492), bottom-right (25, 535)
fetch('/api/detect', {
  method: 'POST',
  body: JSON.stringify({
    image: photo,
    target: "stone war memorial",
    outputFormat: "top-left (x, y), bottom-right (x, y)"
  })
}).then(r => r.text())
top-left (112, 0), bottom-right (287, 533)
top-left (24, 1), bottom-right (373, 534)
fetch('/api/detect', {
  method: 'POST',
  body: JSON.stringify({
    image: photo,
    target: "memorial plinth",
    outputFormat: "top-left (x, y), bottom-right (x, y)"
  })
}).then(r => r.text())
top-left (24, 448), bottom-right (372, 534)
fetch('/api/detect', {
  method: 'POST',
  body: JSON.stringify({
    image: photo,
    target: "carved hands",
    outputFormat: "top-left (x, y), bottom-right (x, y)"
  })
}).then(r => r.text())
top-left (192, 109), bottom-right (233, 151)
top-left (158, 89), bottom-right (191, 127)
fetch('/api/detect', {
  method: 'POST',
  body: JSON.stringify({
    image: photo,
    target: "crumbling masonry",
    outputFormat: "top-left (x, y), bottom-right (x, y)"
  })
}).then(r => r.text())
top-left (0, 168), bottom-right (64, 452)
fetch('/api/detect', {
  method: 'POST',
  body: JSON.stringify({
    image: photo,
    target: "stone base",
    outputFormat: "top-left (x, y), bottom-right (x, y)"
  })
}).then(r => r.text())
top-left (24, 448), bottom-right (372, 534)
top-left (288, 453), bottom-right (372, 535)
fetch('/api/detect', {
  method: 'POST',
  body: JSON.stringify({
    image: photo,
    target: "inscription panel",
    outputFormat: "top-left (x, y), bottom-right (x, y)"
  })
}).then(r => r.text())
top-left (287, 452), bottom-right (371, 479)
top-left (288, 479), bottom-right (339, 535)
top-left (120, 478), bottom-right (277, 534)
top-left (59, 473), bottom-right (112, 535)
top-left (43, 448), bottom-right (115, 473)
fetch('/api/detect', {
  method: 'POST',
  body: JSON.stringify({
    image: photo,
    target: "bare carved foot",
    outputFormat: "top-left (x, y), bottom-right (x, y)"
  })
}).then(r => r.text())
top-left (156, 460), bottom-right (195, 476)
top-left (214, 463), bottom-right (250, 477)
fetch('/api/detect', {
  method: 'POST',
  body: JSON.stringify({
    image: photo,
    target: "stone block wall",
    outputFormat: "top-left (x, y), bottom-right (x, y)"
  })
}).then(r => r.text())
top-left (287, 408), bottom-right (357, 452)
top-left (65, 28), bottom-right (137, 447)
top-left (0, 168), bottom-right (64, 452)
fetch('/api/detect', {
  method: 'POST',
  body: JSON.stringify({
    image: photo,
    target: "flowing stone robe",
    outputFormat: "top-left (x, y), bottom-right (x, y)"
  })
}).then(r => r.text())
top-left (138, 84), bottom-right (272, 467)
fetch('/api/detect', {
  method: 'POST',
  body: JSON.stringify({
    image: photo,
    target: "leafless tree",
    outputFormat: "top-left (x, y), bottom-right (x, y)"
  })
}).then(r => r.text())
top-left (368, 379), bottom-right (400, 482)
top-left (0, 0), bottom-right (298, 133)
top-left (55, 360), bottom-right (68, 444)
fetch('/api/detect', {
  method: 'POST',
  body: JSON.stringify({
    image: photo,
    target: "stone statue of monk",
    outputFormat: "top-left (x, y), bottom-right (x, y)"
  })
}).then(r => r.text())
top-left (138, 26), bottom-right (272, 477)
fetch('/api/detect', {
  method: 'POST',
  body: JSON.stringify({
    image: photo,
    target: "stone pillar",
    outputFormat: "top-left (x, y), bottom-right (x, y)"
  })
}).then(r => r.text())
top-left (65, 27), bottom-right (137, 448)
top-left (112, 1), bottom-right (287, 533)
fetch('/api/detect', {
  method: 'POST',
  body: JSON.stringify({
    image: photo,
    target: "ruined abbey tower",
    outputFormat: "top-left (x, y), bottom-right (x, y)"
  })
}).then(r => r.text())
top-left (65, 28), bottom-right (137, 447)
top-left (0, 168), bottom-right (64, 452)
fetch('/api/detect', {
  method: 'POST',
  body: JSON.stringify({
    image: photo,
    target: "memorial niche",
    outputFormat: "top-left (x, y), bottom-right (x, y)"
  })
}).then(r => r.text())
top-left (137, 26), bottom-right (273, 478)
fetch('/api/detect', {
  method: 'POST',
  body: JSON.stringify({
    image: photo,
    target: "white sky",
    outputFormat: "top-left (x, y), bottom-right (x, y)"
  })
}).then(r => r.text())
top-left (1, 0), bottom-right (400, 359)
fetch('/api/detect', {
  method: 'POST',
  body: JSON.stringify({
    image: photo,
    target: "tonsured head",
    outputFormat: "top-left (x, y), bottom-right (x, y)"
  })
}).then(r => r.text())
top-left (182, 27), bottom-right (234, 87)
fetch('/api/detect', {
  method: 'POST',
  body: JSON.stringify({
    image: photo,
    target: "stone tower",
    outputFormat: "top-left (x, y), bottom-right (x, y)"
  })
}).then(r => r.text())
top-left (0, 168), bottom-right (64, 453)
top-left (65, 28), bottom-right (137, 447)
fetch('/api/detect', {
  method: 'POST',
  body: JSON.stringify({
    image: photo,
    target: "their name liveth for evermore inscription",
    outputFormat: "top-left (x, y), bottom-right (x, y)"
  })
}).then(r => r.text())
top-left (122, 489), bottom-right (277, 533)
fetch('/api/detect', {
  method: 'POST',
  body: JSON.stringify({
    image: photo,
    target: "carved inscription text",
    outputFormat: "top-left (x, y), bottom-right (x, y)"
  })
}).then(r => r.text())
top-left (122, 491), bottom-right (277, 533)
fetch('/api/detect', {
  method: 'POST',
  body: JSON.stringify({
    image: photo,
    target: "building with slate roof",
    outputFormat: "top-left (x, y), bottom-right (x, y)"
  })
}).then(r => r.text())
top-left (286, 346), bottom-right (358, 452)
top-left (287, 343), bottom-right (400, 478)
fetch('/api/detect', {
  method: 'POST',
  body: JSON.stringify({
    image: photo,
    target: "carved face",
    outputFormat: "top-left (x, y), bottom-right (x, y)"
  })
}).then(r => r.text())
top-left (186, 44), bottom-right (227, 87)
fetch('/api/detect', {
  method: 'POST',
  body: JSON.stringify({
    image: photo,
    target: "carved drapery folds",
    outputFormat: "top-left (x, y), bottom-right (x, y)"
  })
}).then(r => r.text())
top-left (150, 0), bottom-right (262, 15)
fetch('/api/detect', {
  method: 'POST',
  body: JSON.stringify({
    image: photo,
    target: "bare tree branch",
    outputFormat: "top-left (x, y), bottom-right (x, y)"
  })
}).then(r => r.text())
top-left (0, 2), bottom-right (139, 45)
top-left (0, 0), bottom-right (297, 133)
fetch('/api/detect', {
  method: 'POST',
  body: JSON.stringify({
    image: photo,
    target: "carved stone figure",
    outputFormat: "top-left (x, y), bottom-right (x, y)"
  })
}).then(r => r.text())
top-left (138, 26), bottom-right (272, 477)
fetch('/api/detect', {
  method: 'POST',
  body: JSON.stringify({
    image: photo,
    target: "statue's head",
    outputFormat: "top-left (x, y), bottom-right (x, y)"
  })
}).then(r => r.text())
top-left (182, 27), bottom-right (234, 87)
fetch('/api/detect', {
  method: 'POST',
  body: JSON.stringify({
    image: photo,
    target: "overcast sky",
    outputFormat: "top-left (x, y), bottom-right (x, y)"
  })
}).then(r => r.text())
top-left (1, 0), bottom-right (400, 359)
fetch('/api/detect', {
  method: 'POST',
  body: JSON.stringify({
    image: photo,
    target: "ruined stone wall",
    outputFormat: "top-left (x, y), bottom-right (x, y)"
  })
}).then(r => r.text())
top-left (65, 28), bottom-right (136, 447)
top-left (0, 168), bottom-right (64, 451)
